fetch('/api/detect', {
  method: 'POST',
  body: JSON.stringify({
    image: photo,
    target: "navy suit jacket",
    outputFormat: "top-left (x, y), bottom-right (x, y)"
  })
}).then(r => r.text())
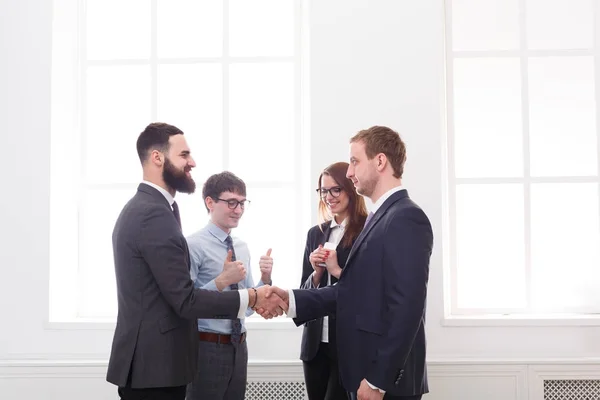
top-left (292, 189), bottom-right (433, 396)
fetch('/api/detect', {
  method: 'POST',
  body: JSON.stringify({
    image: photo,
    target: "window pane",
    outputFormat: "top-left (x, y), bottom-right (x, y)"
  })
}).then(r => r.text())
top-left (229, 0), bottom-right (294, 57)
top-left (86, 0), bottom-right (150, 60)
top-left (157, 0), bottom-right (222, 58)
top-left (451, 0), bottom-right (520, 51)
top-left (453, 59), bottom-right (523, 178)
top-left (86, 65), bottom-right (151, 184)
top-left (78, 188), bottom-right (136, 318)
top-left (229, 63), bottom-right (295, 182)
top-left (527, 0), bottom-right (594, 50)
top-left (531, 183), bottom-right (600, 311)
top-left (157, 63), bottom-right (223, 191)
top-left (234, 187), bottom-right (301, 290)
top-left (456, 184), bottom-right (525, 309)
top-left (529, 57), bottom-right (597, 177)
top-left (179, 192), bottom-right (210, 237)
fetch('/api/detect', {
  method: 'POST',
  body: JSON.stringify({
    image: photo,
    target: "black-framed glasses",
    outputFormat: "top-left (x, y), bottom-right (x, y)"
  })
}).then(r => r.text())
top-left (316, 186), bottom-right (343, 199)
top-left (216, 198), bottom-right (251, 210)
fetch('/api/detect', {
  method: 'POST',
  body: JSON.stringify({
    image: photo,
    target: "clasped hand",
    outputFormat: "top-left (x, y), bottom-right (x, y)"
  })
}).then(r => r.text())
top-left (251, 285), bottom-right (290, 319)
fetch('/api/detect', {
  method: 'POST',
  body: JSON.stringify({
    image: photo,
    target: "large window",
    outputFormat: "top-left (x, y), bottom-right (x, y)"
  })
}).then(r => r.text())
top-left (50, 0), bottom-right (307, 322)
top-left (446, 0), bottom-right (600, 315)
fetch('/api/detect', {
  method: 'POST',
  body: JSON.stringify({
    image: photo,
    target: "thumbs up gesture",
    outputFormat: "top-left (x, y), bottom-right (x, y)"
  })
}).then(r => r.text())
top-left (215, 250), bottom-right (246, 291)
top-left (259, 248), bottom-right (273, 285)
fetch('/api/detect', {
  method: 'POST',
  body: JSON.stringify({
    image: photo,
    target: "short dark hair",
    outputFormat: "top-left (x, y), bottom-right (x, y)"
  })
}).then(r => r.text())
top-left (350, 126), bottom-right (406, 178)
top-left (202, 171), bottom-right (247, 212)
top-left (136, 122), bottom-right (184, 164)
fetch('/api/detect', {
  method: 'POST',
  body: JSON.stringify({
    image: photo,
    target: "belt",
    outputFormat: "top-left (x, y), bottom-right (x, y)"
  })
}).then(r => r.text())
top-left (198, 331), bottom-right (246, 345)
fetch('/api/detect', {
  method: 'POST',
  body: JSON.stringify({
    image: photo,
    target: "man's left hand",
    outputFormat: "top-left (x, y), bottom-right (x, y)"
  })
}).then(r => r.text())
top-left (357, 379), bottom-right (384, 400)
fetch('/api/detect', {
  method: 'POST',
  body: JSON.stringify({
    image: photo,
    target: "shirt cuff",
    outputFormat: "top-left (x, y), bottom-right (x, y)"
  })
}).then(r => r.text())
top-left (238, 289), bottom-right (248, 319)
top-left (311, 271), bottom-right (320, 288)
top-left (202, 279), bottom-right (218, 291)
top-left (286, 289), bottom-right (297, 318)
top-left (366, 380), bottom-right (386, 394)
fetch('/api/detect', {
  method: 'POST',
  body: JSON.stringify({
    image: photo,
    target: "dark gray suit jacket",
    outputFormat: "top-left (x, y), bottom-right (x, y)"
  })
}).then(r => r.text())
top-left (106, 183), bottom-right (240, 389)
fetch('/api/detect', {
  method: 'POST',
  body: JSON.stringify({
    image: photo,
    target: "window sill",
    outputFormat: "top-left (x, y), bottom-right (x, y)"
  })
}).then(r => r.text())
top-left (442, 314), bottom-right (600, 327)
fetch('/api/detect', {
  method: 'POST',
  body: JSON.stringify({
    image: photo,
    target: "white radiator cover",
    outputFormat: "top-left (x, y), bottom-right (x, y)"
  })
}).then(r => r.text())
top-left (246, 381), bottom-right (307, 400)
top-left (544, 379), bottom-right (600, 400)
top-left (246, 361), bottom-right (307, 400)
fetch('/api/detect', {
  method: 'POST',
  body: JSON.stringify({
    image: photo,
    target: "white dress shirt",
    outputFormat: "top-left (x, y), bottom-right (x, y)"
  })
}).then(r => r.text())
top-left (316, 217), bottom-right (346, 342)
top-left (142, 180), bottom-right (175, 209)
top-left (140, 181), bottom-right (248, 318)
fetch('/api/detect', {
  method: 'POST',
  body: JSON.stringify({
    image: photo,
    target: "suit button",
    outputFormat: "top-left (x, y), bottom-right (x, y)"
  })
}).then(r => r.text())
top-left (395, 370), bottom-right (403, 385)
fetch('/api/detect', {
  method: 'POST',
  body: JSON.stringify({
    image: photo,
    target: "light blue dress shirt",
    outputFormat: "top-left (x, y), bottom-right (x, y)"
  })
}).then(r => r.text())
top-left (187, 222), bottom-right (264, 334)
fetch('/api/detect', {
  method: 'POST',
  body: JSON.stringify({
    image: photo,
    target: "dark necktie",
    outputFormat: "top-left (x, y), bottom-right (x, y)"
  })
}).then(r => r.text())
top-left (172, 201), bottom-right (181, 228)
top-left (364, 211), bottom-right (375, 230)
top-left (225, 235), bottom-right (242, 344)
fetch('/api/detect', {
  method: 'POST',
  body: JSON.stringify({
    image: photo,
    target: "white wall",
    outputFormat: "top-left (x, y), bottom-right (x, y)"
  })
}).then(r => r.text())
top-left (1, 0), bottom-right (599, 399)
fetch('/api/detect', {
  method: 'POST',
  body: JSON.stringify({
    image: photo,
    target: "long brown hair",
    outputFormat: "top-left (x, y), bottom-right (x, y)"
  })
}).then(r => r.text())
top-left (317, 162), bottom-right (368, 248)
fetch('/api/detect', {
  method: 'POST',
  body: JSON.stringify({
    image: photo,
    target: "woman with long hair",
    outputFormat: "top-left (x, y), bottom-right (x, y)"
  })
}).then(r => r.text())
top-left (299, 161), bottom-right (368, 400)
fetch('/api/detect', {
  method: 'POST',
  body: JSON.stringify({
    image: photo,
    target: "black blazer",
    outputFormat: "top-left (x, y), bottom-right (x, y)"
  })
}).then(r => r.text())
top-left (106, 183), bottom-right (240, 389)
top-left (293, 190), bottom-right (433, 396)
top-left (298, 221), bottom-right (354, 362)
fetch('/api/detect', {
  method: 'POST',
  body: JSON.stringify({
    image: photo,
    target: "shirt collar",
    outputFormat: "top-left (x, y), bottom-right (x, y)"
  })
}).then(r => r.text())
top-left (371, 185), bottom-right (405, 214)
top-left (206, 221), bottom-right (231, 243)
top-left (142, 180), bottom-right (175, 207)
top-left (329, 217), bottom-right (347, 229)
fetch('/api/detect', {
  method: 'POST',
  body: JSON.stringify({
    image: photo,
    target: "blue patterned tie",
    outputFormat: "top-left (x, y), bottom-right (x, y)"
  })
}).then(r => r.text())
top-left (225, 236), bottom-right (242, 345)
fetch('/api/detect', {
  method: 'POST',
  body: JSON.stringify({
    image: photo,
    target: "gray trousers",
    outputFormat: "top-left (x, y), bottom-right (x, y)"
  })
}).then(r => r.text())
top-left (186, 339), bottom-right (248, 400)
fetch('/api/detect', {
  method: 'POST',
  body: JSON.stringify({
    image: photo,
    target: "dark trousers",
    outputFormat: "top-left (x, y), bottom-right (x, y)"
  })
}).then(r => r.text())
top-left (348, 393), bottom-right (422, 400)
top-left (303, 342), bottom-right (347, 400)
top-left (117, 385), bottom-right (186, 400)
top-left (186, 338), bottom-right (248, 400)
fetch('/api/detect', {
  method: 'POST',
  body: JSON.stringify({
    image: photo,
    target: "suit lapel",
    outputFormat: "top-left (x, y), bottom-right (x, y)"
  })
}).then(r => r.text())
top-left (342, 190), bottom-right (408, 273)
top-left (336, 243), bottom-right (351, 267)
top-left (318, 222), bottom-right (333, 287)
top-left (321, 223), bottom-right (333, 244)
top-left (138, 183), bottom-right (190, 267)
top-left (331, 241), bottom-right (351, 285)
top-left (138, 183), bottom-right (172, 209)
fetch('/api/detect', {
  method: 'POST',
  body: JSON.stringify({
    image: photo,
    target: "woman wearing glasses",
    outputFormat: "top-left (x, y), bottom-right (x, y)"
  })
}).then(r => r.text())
top-left (299, 161), bottom-right (368, 400)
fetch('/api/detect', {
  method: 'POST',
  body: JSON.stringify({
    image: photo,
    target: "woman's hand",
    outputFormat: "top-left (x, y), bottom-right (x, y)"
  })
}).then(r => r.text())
top-left (309, 245), bottom-right (328, 271)
top-left (324, 249), bottom-right (342, 279)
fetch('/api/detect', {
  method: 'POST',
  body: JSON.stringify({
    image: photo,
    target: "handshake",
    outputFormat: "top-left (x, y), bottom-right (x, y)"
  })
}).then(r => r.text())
top-left (247, 286), bottom-right (290, 319)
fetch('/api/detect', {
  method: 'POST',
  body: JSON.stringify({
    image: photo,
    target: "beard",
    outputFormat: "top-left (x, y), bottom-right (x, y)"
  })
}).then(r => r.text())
top-left (356, 175), bottom-right (377, 197)
top-left (163, 157), bottom-right (196, 194)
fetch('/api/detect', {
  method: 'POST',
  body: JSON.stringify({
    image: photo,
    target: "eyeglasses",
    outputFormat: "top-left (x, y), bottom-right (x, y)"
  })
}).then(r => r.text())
top-left (216, 198), bottom-right (251, 210)
top-left (316, 186), bottom-right (343, 199)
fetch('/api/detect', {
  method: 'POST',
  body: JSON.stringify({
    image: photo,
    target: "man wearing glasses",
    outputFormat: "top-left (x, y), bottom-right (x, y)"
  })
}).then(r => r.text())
top-left (185, 171), bottom-right (273, 400)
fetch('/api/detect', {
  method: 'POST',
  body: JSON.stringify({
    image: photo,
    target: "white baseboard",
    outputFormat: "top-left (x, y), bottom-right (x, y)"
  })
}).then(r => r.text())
top-left (0, 359), bottom-right (599, 400)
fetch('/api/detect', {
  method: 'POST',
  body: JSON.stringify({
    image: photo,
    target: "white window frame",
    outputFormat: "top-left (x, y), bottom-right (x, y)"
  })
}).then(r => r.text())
top-left (444, 0), bottom-right (600, 325)
top-left (48, 0), bottom-right (310, 328)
